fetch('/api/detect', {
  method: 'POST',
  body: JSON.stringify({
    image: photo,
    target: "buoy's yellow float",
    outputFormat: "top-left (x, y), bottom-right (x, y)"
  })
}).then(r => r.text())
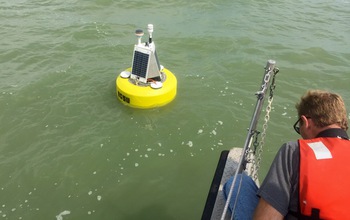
top-left (116, 24), bottom-right (177, 109)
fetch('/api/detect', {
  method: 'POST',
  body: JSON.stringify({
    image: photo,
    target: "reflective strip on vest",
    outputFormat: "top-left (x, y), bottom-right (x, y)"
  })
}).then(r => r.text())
top-left (306, 141), bottom-right (332, 160)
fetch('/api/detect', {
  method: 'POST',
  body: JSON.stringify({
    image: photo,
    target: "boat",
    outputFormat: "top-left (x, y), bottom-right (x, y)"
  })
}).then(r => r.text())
top-left (116, 24), bottom-right (177, 109)
top-left (202, 60), bottom-right (279, 220)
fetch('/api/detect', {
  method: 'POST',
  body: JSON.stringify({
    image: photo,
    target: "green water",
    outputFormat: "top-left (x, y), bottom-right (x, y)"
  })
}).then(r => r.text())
top-left (1, 0), bottom-right (349, 219)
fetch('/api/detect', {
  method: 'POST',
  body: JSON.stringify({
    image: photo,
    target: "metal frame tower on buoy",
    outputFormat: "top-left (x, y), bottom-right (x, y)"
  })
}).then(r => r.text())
top-left (116, 24), bottom-right (177, 109)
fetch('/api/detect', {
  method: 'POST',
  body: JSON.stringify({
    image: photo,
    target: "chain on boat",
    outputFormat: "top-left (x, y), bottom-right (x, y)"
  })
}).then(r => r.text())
top-left (221, 60), bottom-right (279, 220)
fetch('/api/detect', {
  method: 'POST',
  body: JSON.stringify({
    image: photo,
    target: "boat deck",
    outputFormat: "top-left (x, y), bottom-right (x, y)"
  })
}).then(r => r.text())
top-left (202, 148), bottom-right (259, 220)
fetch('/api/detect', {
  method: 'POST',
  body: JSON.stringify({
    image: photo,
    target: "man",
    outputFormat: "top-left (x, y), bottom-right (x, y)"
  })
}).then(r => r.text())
top-left (225, 90), bottom-right (350, 219)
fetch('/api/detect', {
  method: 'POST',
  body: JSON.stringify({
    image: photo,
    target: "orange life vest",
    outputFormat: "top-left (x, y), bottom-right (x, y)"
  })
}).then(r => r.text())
top-left (299, 137), bottom-right (350, 219)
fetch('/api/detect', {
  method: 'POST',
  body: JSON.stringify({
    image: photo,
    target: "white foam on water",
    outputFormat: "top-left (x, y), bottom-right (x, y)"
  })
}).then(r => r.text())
top-left (186, 141), bottom-right (193, 147)
top-left (56, 210), bottom-right (71, 220)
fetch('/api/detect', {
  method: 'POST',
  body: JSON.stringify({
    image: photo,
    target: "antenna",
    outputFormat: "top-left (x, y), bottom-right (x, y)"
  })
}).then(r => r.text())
top-left (135, 29), bottom-right (144, 45)
top-left (147, 24), bottom-right (153, 44)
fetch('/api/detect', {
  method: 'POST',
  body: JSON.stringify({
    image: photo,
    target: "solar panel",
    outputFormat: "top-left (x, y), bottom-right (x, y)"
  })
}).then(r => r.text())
top-left (132, 51), bottom-right (149, 79)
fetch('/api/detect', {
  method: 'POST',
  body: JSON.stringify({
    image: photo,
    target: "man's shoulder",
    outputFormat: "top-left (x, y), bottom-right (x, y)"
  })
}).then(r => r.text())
top-left (278, 140), bottom-right (299, 155)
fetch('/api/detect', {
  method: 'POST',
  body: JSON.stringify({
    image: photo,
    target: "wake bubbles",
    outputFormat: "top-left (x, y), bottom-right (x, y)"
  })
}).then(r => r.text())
top-left (56, 210), bottom-right (70, 220)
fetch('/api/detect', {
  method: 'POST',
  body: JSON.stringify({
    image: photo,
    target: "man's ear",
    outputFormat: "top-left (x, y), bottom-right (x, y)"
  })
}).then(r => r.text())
top-left (300, 115), bottom-right (310, 128)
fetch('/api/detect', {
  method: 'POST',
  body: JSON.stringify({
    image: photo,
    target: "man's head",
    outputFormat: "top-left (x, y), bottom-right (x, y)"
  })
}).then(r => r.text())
top-left (295, 90), bottom-right (348, 138)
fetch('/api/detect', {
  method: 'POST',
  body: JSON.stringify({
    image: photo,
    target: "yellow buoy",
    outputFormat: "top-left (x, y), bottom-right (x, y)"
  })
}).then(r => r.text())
top-left (116, 67), bottom-right (177, 109)
top-left (115, 24), bottom-right (177, 109)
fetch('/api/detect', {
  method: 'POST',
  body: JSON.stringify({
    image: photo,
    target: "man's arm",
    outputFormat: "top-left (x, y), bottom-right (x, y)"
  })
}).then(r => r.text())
top-left (253, 198), bottom-right (284, 220)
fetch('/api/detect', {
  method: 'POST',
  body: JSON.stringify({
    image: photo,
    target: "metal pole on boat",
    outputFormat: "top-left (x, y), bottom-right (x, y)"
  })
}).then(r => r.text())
top-left (221, 60), bottom-right (277, 220)
top-left (244, 60), bottom-right (276, 165)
